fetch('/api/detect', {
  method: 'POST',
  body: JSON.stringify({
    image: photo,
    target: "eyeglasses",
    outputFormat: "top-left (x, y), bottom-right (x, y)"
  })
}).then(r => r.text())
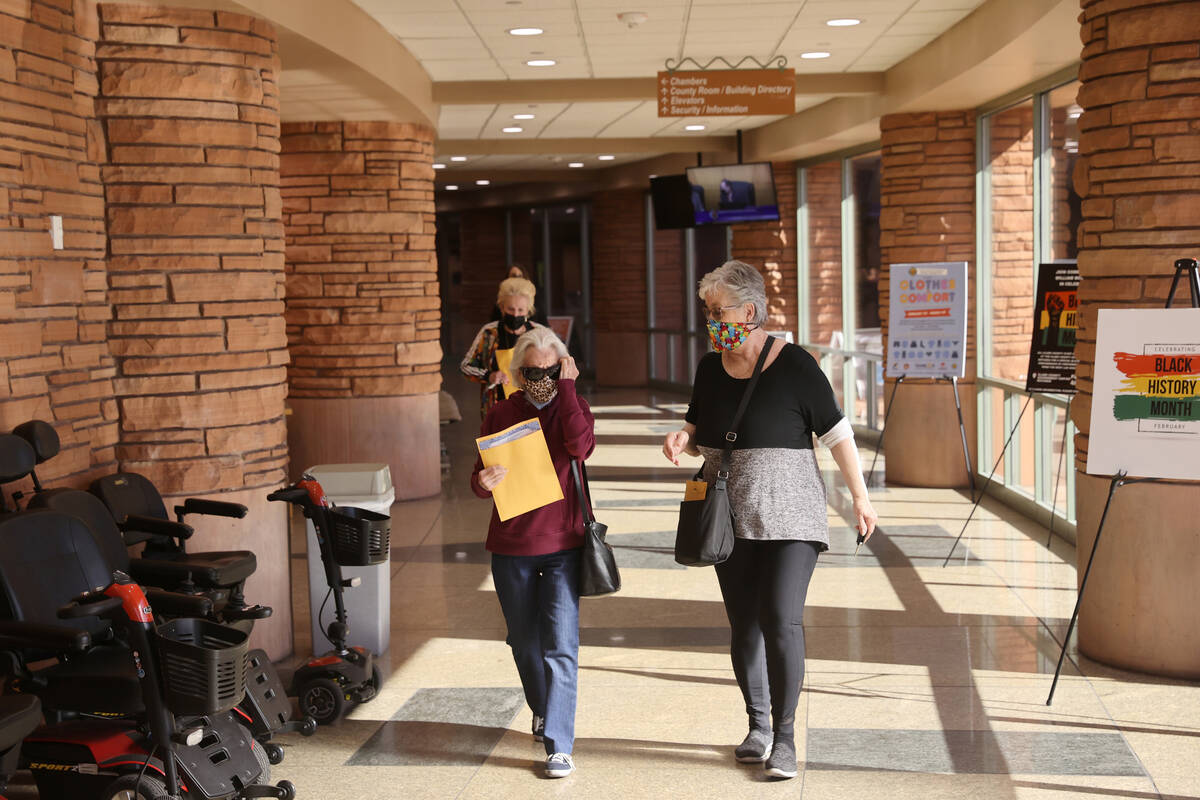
top-left (703, 303), bottom-right (742, 320)
top-left (519, 364), bottom-right (561, 382)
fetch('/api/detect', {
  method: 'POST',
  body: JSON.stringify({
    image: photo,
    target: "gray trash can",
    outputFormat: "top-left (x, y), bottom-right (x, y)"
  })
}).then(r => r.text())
top-left (304, 463), bottom-right (394, 656)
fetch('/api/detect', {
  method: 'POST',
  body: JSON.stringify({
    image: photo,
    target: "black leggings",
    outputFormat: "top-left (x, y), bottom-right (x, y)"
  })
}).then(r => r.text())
top-left (715, 537), bottom-right (820, 738)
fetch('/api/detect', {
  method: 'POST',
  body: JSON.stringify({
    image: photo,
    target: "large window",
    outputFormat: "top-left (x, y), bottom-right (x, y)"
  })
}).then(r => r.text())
top-left (799, 151), bottom-right (884, 430)
top-left (976, 79), bottom-right (1080, 529)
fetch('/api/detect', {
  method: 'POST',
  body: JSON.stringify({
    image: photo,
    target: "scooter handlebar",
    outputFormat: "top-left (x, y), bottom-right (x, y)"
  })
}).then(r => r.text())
top-left (267, 487), bottom-right (310, 504)
top-left (58, 591), bottom-right (123, 620)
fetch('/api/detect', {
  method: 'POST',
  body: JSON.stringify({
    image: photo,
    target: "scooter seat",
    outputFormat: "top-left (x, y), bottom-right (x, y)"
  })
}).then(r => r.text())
top-left (36, 644), bottom-right (143, 715)
top-left (0, 694), bottom-right (41, 752)
top-left (130, 551), bottom-right (257, 590)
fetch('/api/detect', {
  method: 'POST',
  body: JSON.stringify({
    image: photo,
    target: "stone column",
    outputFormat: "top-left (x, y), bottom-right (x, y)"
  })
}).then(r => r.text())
top-left (878, 111), bottom-right (978, 487)
top-left (1072, 0), bottom-right (1200, 678)
top-left (731, 162), bottom-right (799, 333)
top-left (280, 122), bottom-right (441, 500)
top-left (592, 187), bottom-right (649, 386)
top-left (97, 4), bottom-right (290, 658)
top-left (0, 0), bottom-right (120, 488)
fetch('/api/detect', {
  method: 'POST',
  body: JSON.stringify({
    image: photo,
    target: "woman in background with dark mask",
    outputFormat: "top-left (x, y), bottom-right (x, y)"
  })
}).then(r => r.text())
top-left (461, 276), bottom-right (545, 417)
top-left (470, 326), bottom-right (591, 778)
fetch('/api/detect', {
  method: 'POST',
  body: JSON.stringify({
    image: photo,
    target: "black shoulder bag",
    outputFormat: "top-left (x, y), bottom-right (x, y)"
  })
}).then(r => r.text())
top-left (571, 459), bottom-right (621, 596)
top-left (674, 337), bottom-right (774, 567)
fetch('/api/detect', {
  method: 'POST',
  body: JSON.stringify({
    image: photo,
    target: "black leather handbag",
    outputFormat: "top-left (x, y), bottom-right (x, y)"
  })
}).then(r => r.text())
top-left (674, 338), bottom-right (774, 567)
top-left (571, 459), bottom-right (621, 596)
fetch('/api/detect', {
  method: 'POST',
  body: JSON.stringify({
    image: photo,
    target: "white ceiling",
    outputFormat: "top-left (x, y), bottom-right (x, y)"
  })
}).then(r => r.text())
top-left (347, 0), bottom-right (988, 166)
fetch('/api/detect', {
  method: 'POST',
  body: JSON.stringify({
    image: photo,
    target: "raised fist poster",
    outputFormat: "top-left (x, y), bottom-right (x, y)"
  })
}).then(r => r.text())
top-left (1024, 261), bottom-right (1079, 394)
top-left (1086, 308), bottom-right (1200, 480)
top-left (886, 262), bottom-right (968, 379)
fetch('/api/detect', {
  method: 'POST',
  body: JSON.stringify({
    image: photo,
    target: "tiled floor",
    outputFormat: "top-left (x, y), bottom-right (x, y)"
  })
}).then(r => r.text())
top-left (13, 375), bottom-right (1193, 799)
top-left (257, 376), bottom-right (1200, 799)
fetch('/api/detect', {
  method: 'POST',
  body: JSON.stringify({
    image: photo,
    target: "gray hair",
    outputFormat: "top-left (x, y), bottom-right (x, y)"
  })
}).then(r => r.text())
top-left (510, 326), bottom-right (568, 387)
top-left (697, 260), bottom-right (768, 325)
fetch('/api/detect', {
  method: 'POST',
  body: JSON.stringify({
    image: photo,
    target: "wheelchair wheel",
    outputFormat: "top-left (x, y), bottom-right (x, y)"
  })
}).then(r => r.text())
top-left (366, 665), bottom-right (383, 700)
top-left (250, 738), bottom-right (271, 783)
top-left (104, 773), bottom-right (168, 800)
top-left (300, 677), bottom-right (345, 725)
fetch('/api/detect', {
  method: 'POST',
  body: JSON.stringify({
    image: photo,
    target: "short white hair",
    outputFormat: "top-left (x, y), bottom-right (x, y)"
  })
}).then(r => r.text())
top-left (697, 260), bottom-right (768, 325)
top-left (510, 326), bottom-right (568, 387)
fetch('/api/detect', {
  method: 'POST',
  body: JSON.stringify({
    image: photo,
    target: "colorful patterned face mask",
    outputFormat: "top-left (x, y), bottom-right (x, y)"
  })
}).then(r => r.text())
top-left (707, 319), bottom-right (756, 351)
top-left (524, 376), bottom-right (558, 405)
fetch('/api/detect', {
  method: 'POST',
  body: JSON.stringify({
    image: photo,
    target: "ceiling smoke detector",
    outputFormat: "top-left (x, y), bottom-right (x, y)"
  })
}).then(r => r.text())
top-left (617, 11), bottom-right (648, 28)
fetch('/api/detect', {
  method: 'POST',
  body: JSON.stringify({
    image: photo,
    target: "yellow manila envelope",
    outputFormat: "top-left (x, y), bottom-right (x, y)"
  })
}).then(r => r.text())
top-left (684, 480), bottom-right (708, 502)
top-left (476, 418), bottom-right (564, 521)
top-left (494, 347), bottom-right (518, 398)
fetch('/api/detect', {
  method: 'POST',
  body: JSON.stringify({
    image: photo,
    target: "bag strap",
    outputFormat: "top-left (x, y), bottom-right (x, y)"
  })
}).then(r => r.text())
top-left (717, 336), bottom-right (775, 478)
top-left (570, 458), bottom-right (595, 525)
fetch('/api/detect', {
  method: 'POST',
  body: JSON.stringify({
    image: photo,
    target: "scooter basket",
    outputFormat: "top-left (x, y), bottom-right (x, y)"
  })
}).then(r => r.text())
top-left (157, 618), bottom-right (249, 715)
top-left (329, 506), bottom-right (391, 566)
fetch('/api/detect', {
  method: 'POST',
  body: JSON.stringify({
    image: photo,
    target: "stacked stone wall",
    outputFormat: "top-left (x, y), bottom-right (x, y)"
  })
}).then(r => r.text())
top-left (0, 0), bottom-right (118, 489)
top-left (280, 121), bottom-right (440, 400)
top-left (806, 160), bottom-right (843, 347)
top-left (96, 4), bottom-right (287, 494)
top-left (731, 161), bottom-right (799, 333)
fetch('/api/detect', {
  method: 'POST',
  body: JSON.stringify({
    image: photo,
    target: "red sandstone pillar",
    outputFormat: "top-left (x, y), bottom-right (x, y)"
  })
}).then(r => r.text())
top-left (97, 4), bottom-right (291, 658)
top-left (280, 122), bottom-right (441, 500)
top-left (878, 111), bottom-right (978, 487)
top-left (1072, 0), bottom-right (1200, 678)
top-left (0, 0), bottom-right (120, 487)
top-left (592, 187), bottom-right (649, 386)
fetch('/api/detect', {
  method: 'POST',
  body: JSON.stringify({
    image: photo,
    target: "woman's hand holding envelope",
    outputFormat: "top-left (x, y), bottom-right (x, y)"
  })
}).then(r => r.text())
top-left (478, 465), bottom-right (508, 491)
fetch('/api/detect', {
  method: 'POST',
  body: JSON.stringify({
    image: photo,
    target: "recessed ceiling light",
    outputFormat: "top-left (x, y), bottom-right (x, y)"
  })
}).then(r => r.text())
top-left (432, 163), bottom-right (445, 169)
top-left (513, 113), bottom-right (535, 120)
top-left (502, 126), bottom-right (523, 133)
top-left (526, 59), bottom-right (556, 67)
top-left (801, 51), bottom-right (831, 59)
top-left (445, 184), bottom-right (458, 190)
top-left (476, 179), bottom-right (490, 186)
top-left (826, 18), bottom-right (861, 26)
top-left (568, 162), bottom-right (584, 168)
top-left (566, 207), bottom-right (576, 214)
top-left (508, 27), bottom-right (543, 36)
top-left (597, 154), bottom-right (615, 161)
top-left (450, 156), bottom-right (467, 162)
top-left (685, 124), bottom-right (706, 131)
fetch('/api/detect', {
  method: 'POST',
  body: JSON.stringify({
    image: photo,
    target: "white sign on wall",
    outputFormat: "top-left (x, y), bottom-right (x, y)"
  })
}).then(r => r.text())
top-left (886, 262), bottom-right (968, 379)
top-left (1087, 308), bottom-right (1200, 480)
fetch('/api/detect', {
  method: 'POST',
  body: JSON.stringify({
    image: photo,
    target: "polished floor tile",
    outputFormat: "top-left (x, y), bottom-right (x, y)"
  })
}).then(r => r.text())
top-left (14, 375), bottom-right (1191, 800)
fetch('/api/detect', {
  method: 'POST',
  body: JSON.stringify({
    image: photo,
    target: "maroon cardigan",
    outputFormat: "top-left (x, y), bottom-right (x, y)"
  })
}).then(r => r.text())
top-left (470, 379), bottom-right (596, 556)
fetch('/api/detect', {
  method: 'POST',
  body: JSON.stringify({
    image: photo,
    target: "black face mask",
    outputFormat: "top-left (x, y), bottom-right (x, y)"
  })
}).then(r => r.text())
top-left (502, 312), bottom-right (527, 330)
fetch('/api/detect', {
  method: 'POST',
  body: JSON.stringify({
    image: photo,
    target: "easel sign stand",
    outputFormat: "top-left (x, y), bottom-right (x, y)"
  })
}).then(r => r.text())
top-left (870, 261), bottom-right (973, 496)
top-left (1045, 257), bottom-right (1200, 705)
top-left (867, 376), bottom-right (976, 499)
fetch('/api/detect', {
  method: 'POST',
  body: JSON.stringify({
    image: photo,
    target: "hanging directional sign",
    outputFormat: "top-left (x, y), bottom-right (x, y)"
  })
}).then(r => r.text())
top-left (656, 69), bottom-right (795, 117)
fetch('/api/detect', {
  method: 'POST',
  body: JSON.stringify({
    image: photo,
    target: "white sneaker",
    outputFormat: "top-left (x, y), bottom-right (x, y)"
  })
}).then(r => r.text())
top-left (545, 752), bottom-right (574, 778)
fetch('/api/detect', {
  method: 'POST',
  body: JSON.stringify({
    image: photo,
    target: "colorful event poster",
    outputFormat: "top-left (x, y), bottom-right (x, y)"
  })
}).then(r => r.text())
top-left (1086, 308), bottom-right (1200, 480)
top-left (1024, 261), bottom-right (1080, 394)
top-left (886, 262), bottom-right (968, 379)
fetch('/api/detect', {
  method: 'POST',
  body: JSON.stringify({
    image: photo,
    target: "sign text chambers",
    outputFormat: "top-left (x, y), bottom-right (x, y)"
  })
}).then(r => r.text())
top-left (657, 69), bottom-right (796, 117)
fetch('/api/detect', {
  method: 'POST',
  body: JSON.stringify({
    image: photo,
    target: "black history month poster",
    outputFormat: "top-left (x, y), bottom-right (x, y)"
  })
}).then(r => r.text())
top-left (1087, 308), bottom-right (1200, 480)
top-left (1024, 261), bottom-right (1079, 394)
top-left (886, 262), bottom-right (968, 379)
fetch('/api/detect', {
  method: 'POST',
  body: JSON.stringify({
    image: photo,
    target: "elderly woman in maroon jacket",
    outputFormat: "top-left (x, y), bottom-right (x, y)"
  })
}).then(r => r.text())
top-left (470, 326), bottom-right (594, 779)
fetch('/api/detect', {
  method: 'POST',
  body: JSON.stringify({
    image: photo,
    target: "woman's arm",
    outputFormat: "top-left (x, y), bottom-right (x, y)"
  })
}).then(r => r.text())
top-left (460, 326), bottom-right (493, 384)
top-left (662, 422), bottom-right (698, 464)
top-left (556, 358), bottom-right (595, 459)
top-left (829, 438), bottom-right (878, 541)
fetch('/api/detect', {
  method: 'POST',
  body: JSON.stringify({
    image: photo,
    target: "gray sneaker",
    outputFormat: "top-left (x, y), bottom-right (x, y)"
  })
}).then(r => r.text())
top-left (764, 736), bottom-right (798, 779)
top-left (532, 715), bottom-right (545, 742)
top-left (734, 728), bottom-right (773, 763)
top-left (545, 752), bottom-right (575, 778)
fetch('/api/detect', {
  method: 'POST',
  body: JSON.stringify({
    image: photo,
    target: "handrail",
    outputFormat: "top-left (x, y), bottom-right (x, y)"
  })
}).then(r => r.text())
top-left (976, 375), bottom-right (1072, 410)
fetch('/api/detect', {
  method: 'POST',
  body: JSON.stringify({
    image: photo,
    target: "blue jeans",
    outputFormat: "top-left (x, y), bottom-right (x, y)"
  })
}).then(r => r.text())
top-left (490, 547), bottom-right (581, 755)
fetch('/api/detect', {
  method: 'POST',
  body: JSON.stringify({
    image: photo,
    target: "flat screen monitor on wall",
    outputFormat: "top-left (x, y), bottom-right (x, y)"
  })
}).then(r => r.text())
top-left (649, 174), bottom-right (695, 230)
top-left (685, 162), bottom-right (779, 225)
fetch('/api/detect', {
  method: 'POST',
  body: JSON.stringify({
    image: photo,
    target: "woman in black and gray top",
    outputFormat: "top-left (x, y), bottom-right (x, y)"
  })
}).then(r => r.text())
top-left (662, 259), bottom-right (878, 780)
